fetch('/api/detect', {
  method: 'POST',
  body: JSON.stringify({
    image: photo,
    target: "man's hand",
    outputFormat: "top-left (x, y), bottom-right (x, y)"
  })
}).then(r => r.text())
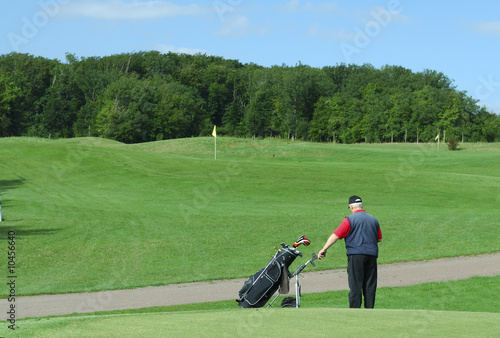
top-left (318, 233), bottom-right (339, 259)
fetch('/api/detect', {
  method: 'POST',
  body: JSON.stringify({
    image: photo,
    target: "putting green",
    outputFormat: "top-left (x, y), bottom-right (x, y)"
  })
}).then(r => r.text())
top-left (5, 308), bottom-right (499, 337)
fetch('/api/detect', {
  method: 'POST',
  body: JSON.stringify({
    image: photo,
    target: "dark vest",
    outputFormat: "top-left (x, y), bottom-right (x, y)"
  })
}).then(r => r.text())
top-left (345, 211), bottom-right (379, 257)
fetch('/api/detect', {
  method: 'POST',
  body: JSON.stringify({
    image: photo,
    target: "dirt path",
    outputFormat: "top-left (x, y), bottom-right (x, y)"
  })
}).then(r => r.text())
top-left (5, 253), bottom-right (500, 319)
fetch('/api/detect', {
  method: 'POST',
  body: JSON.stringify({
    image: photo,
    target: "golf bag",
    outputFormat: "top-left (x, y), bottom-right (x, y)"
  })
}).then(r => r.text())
top-left (237, 242), bottom-right (301, 308)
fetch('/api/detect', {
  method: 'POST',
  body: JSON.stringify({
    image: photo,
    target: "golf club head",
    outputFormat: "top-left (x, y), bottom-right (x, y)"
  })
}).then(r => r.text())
top-left (293, 235), bottom-right (310, 248)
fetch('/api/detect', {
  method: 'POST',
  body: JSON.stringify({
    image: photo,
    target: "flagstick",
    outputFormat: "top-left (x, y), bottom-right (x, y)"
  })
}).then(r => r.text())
top-left (211, 125), bottom-right (217, 160)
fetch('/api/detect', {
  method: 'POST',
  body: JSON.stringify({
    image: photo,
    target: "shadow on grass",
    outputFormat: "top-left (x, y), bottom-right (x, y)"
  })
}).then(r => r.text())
top-left (0, 225), bottom-right (61, 239)
top-left (1, 179), bottom-right (60, 237)
top-left (0, 178), bottom-right (25, 223)
top-left (0, 179), bottom-right (25, 193)
top-left (1, 179), bottom-right (26, 207)
top-left (1, 179), bottom-right (26, 223)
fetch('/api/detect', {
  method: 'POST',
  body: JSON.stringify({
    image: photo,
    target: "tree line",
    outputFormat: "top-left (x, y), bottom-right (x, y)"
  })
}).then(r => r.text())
top-left (1, 51), bottom-right (499, 144)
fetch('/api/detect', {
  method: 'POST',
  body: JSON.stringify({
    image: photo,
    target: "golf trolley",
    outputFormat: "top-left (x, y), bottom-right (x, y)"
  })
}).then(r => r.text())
top-left (236, 236), bottom-right (318, 309)
top-left (268, 250), bottom-right (318, 308)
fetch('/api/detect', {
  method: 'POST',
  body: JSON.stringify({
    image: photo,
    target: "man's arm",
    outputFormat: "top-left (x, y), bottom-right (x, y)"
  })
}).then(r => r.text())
top-left (318, 233), bottom-right (339, 259)
top-left (318, 217), bottom-right (350, 259)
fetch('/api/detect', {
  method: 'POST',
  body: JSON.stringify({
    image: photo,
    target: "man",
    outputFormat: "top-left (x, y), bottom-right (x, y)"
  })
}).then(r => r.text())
top-left (318, 195), bottom-right (382, 308)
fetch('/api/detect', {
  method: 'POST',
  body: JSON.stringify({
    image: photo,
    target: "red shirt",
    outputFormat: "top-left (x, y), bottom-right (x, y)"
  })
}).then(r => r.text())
top-left (333, 210), bottom-right (382, 240)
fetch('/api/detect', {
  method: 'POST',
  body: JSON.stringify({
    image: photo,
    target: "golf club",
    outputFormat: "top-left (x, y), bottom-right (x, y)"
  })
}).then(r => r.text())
top-left (293, 235), bottom-right (310, 248)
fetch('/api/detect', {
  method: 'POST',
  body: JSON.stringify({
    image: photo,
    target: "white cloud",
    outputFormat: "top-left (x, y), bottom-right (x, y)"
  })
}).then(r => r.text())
top-left (153, 44), bottom-right (208, 55)
top-left (58, 0), bottom-right (212, 20)
top-left (280, 1), bottom-right (342, 14)
top-left (307, 24), bottom-right (355, 41)
top-left (215, 15), bottom-right (270, 37)
top-left (369, 6), bottom-right (411, 24)
top-left (283, 0), bottom-right (300, 12)
top-left (473, 22), bottom-right (500, 37)
top-left (303, 1), bottom-right (342, 13)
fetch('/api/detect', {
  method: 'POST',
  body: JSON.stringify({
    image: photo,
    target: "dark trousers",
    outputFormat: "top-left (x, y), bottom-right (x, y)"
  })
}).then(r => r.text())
top-left (347, 254), bottom-right (377, 308)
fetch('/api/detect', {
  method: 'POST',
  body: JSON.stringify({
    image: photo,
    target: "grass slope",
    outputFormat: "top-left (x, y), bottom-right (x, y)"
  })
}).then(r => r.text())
top-left (0, 137), bottom-right (499, 296)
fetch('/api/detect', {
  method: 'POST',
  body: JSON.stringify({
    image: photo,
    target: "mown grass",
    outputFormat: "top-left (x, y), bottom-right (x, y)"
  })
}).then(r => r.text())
top-left (2, 277), bottom-right (499, 335)
top-left (4, 307), bottom-right (499, 337)
top-left (0, 137), bottom-right (499, 296)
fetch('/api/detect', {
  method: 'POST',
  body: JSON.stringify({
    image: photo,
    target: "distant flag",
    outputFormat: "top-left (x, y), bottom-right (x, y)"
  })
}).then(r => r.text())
top-left (435, 133), bottom-right (440, 141)
top-left (212, 125), bottom-right (217, 160)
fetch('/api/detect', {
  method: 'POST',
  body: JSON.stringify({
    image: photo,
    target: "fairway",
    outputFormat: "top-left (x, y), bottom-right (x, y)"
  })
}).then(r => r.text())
top-left (0, 137), bottom-right (499, 297)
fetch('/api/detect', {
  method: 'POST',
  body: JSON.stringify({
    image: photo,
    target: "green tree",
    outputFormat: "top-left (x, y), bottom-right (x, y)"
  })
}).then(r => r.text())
top-left (95, 74), bottom-right (154, 143)
top-left (153, 80), bottom-right (207, 140)
top-left (411, 85), bottom-right (442, 141)
top-left (420, 69), bottom-right (454, 90)
top-left (41, 58), bottom-right (86, 137)
top-left (70, 54), bottom-right (123, 136)
top-left (204, 63), bottom-right (237, 126)
top-left (278, 63), bottom-right (331, 140)
top-left (0, 51), bottom-right (496, 144)
top-left (222, 65), bottom-right (256, 136)
top-left (308, 97), bottom-right (332, 142)
top-left (326, 93), bottom-right (362, 144)
top-left (0, 73), bottom-right (21, 136)
top-left (322, 63), bottom-right (351, 95)
top-left (359, 82), bottom-right (387, 142)
top-left (0, 53), bottom-right (58, 135)
top-left (471, 107), bottom-right (499, 142)
top-left (245, 83), bottom-right (274, 137)
top-left (388, 89), bottom-right (413, 142)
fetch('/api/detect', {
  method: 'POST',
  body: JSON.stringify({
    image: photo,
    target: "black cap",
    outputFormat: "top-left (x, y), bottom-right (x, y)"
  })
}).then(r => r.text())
top-left (348, 195), bottom-right (362, 208)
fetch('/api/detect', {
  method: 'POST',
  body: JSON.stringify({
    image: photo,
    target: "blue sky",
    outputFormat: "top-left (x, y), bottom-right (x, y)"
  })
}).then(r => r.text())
top-left (1, 0), bottom-right (499, 113)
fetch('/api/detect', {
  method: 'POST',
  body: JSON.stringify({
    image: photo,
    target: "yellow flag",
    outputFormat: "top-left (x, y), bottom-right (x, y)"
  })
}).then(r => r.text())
top-left (212, 125), bottom-right (217, 138)
top-left (435, 133), bottom-right (439, 141)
